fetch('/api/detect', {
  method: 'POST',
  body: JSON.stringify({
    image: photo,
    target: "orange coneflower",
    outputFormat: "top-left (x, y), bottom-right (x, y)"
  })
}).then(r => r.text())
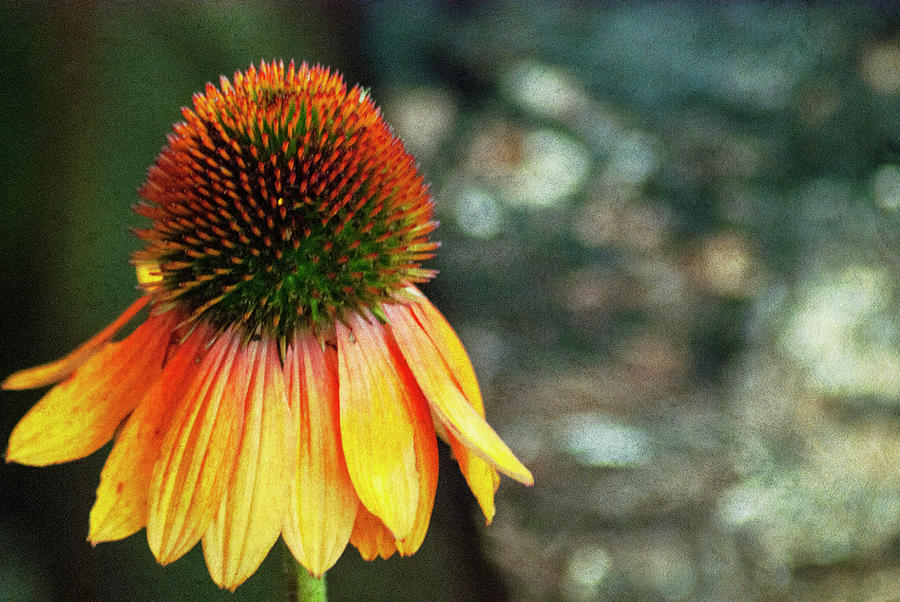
top-left (3, 60), bottom-right (532, 591)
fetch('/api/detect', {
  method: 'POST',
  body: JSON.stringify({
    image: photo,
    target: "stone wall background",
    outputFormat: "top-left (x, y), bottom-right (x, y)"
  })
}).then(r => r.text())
top-left (0, 3), bottom-right (897, 601)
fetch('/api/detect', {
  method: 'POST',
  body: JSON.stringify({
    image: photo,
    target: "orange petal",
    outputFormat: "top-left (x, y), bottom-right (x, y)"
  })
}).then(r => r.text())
top-left (89, 319), bottom-right (209, 543)
top-left (336, 311), bottom-right (419, 540)
top-left (147, 328), bottom-right (246, 565)
top-left (282, 334), bottom-right (358, 577)
top-left (349, 504), bottom-right (397, 561)
top-left (405, 287), bottom-right (485, 415)
top-left (6, 309), bottom-right (174, 466)
top-left (203, 338), bottom-right (294, 591)
top-left (3, 296), bottom-right (149, 390)
top-left (384, 302), bottom-right (533, 486)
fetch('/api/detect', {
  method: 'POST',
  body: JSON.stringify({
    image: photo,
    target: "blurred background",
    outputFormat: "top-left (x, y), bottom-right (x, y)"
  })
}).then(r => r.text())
top-left (1, 3), bottom-right (898, 601)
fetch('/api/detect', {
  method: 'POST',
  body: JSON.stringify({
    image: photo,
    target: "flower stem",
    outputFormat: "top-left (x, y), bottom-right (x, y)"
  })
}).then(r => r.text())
top-left (283, 545), bottom-right (327, 602)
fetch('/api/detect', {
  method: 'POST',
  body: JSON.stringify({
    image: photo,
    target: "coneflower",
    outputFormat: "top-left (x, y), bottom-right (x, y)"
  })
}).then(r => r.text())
top-left (4, 60), bottom-right (532, 591)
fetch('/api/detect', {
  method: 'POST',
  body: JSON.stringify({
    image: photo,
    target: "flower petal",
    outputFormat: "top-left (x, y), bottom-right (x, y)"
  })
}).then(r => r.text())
top-left (444, 428), bottom-right (500, 525)
top-left (89, 319), bottom-right (208, 543)
top-left (349, 504), bottom-right (397, 561)
top-left (2, 296), bottom-right (149, 390)
top-left (6, 308), bottom-right (173, 466)
top-left (336, 311), bottom-right (420, 540)
top-left (403, 293), bottom-right (503, 520)
top-left (282, 334), bottom-right (358, 577)
top-left (384, 302), bottom-right (533, 486)
top-left (389, 338), bottom-right (439, 556)
top-left (203, 338), bottom-right (294, 591)
top-left (147, 328), bottom-right (246, 565)
top-left (406, 288), bottom-right (485, 415)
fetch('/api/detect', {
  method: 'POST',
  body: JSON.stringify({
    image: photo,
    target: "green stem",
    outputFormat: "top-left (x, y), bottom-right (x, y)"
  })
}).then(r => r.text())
top-left (283, 544), bottom-right (327, 602)
top-left (296, 571), bottom-right (326, 602)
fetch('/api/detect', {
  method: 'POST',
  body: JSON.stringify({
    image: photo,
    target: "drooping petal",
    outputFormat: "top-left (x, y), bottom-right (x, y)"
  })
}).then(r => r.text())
top-left (349, 504), bottom-right (397, 561)
top-left (405, 288), bottom-right (485, 415)
top-left (2, 296), bottom-right (149, 390)
top-left (384, 302), bottom-right (533, 486)
top-left (401, 293), bottom-right (503, 521)
top-left (443, 428), bottom-right (500, 525)
top-left (89, 319), bottom-right (209, 543)
top-left (387, 336), bottom-right (439, 556)
top-left (147, 328), bottom-right (246, 565)
top-left (6, 308), bottom-right (174, 466)
top-left (203, 337), bottom-right (294, 591)
top-left (336, 311), bottom-right (419, 540)
top-left (282, 334), bottom-right (358, 577)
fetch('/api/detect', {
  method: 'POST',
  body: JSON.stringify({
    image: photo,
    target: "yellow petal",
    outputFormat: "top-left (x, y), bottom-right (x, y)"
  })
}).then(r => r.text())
top-left (390, 343), bottom-right (439, 556)
top-left (282, 334), bottom-right (358, 577)
top-left (404, 293), bottom-right (502, 520)
top-left (406, 287), bottom-right (485, 415)
top-left (3, 296), bottom-right (149, 390)
top-left (89, 319), bottom-right (208, 543)
top-left (336, 311), bottom-right (419, 540)
top-left (445, 429), bottom-right (499, 525)
top-left (349, 504), bottom-right (397, 561)
top-left (203, 338), bottom-right (294, 591)
top-left (6, 309), bottom-right (174, 466)
top-left (384, 303), bottom-right (533, 486)
top-left (147, 328), bottom-right (246, 565)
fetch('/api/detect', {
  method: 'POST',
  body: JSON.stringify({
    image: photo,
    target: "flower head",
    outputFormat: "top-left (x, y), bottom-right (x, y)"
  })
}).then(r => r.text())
top-left (134, 60), bottom-right (438, 339)
top-left (4, 61), bottom-right (531, 590)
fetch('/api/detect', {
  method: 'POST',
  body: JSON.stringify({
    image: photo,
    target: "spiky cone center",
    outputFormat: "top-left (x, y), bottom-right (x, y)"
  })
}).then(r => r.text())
top-left (134, 61), bottom-right (438, 341)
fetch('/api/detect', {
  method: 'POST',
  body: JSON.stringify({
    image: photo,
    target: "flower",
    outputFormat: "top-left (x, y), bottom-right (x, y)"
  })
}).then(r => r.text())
top-left (3, 60), bottom-right (532, 591)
